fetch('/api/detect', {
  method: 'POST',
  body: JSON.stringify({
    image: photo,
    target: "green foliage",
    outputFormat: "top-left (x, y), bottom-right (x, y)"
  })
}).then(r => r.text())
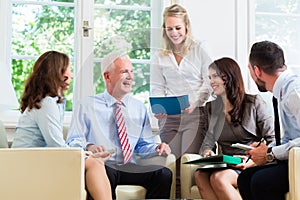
top-left (11, 1), bottom-right (152, 111)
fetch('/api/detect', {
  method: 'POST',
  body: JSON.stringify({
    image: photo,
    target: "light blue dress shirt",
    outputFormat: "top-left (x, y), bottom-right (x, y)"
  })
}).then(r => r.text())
top-left (12, 96), bottom-right (68, 148)
top-left (66, 90), bottom-right (158, 164)
top-left (272, 70), bottom-right (300, 160)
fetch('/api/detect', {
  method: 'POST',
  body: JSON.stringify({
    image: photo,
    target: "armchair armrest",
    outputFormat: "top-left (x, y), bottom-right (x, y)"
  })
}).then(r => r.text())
top-left (0, 148), bottom-right (86, 200)
top-left (135, 154), bottom-right (176, 199)
top-left (180, 153), bottom-right (202, 199)
top-left (287, 147), bottom-right (300, 200)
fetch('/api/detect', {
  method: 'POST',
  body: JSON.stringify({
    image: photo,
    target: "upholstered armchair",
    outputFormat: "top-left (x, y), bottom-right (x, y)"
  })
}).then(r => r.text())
top-left (286, 147), bottom-right (300, 200)
top-left (0, 148), bottom-right (86, 200)
top-left (181, 147), bottom-right (300, 200)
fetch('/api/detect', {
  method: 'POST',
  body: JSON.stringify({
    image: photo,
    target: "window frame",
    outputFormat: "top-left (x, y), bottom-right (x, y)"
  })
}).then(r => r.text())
top-left (0, 0), bottom-right (165, 126)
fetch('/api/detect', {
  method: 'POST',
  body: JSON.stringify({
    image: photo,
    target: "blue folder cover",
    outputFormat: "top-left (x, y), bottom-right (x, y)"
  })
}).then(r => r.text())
top-left (149, 95), bottom-right (189, 115)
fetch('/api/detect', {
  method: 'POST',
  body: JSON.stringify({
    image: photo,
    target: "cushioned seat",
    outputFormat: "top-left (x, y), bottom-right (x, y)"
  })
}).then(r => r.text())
top-left (116, 185), bottom-right (146, 200)
top-left (181, 148), bottom-right (300, 200)
top-left (115, 153), bottom-right (176, 200)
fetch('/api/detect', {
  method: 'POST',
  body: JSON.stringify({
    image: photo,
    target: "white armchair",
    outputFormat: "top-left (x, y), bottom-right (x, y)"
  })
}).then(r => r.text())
top-left (286, 147), bottom-right (300, 200)
top-left (0, 148), bottom-right (86, 200)
top-left (180, 153), bottom-right (202, 199)
top-left (181, 148), bottom-right (300, 200)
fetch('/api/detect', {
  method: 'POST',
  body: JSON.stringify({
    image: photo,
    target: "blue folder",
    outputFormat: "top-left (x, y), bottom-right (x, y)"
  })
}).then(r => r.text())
top-left (149, 95), bottom-right (189, 115)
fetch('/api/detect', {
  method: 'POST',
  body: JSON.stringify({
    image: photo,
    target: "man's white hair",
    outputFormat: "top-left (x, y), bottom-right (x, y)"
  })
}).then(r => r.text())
top-left (101, 51), bottom-right (129, 73)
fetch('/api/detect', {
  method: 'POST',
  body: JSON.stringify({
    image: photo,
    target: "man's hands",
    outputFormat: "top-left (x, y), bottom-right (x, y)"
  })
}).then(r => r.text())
top-left (86, 144), bottom-right (112, 164)
top-left (246, 142), bottom-right (269, 166)
top-left (156, 142), bottom-right (171, 156)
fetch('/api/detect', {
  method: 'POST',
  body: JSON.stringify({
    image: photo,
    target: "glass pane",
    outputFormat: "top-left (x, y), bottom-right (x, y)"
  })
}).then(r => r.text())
top-left (11, 3), bottom-right (75, 111)
top-left (255, 0), bottom-right (300, 72)
top-left (93, 4), bottom-right (151, 97)
top-left (95, 0), bottom-right (150, 7)
top-left (256, 0), bottom-right (300, 14)
top-left (12, 4), bottom-right (74, 56)
top-left (255, 15), bottom-right (300, 68)
top-left (17, 0), bottom-right (75, 2)
top-left (93, 8), bottom-right (151, 59)
top-left (11, 59), bottom-right (35, 102)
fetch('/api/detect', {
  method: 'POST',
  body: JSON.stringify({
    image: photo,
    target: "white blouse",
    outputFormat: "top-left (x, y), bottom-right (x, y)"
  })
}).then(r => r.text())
top-left (150, 41), bottom-right (213, 107)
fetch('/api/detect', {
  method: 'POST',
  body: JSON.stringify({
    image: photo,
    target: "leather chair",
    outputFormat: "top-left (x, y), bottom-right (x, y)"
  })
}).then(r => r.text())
top-left (181, 148), bottom-right (300, 200)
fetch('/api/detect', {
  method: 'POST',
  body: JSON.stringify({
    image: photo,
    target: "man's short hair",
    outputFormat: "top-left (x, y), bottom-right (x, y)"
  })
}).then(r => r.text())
top-left (249, 40), bottom-right (285, 75)
top-left (101, 51), bottom-right (129, 73)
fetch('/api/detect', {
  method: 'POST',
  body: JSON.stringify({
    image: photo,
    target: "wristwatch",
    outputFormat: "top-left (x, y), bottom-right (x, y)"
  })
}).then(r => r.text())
top-left (266, 147), bottom-right (275, 162)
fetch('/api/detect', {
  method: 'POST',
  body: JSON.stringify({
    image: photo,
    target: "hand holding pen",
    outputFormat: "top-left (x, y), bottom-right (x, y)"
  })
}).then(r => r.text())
top-left (246, 138), bottom-right (264, 163)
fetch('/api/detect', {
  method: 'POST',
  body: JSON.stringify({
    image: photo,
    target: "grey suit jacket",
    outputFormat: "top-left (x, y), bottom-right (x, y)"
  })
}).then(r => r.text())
top-left (200, 94), bottom-right (275, 153)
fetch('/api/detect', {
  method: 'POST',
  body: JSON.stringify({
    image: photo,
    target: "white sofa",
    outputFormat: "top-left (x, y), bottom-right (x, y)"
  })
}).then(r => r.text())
top-left (0, 122), bottom-right (176, 200)
top-left (181, 148), bottom-right (300, 200)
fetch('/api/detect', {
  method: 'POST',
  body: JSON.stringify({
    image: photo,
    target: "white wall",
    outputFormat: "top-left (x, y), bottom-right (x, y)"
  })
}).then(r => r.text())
top-left (179, 0), bottom-right (252, 89)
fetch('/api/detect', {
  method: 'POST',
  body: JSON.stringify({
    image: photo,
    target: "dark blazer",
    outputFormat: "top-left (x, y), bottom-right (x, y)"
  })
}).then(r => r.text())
top-left (200, 94), bottom-right (275, 153)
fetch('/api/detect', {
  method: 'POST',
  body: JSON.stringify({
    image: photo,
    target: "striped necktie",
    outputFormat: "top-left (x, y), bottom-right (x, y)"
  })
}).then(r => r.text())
top-left (115, 101), bottom-right (132, 164)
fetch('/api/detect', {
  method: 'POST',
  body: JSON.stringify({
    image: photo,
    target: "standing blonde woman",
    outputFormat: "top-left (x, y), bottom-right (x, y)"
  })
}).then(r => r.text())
top-left (150, 3), bottom-right (212, 198)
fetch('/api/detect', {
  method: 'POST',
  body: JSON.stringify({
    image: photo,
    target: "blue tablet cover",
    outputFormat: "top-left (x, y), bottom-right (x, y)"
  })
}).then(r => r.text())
top-left (149, 95), bottom-right (189, 115)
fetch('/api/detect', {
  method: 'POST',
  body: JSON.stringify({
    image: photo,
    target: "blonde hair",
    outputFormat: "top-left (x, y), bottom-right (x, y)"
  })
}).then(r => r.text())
top-left (161, 4), bottom-right (195, 56)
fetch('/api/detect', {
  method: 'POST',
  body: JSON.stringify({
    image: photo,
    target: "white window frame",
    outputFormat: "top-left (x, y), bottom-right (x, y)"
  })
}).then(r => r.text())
top-left (0, 0), bottom-right (164, 126)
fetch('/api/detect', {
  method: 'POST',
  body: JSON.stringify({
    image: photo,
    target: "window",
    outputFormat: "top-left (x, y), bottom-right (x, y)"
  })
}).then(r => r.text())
top-left (9, 0), bottom-right (76, 111)
top-left (254, 0), bottom-right (300, 113)
top-left (255, 0), bottom-right (300, 72)
top-left (92, 0), bottom-right (153, 105)
top-left (2, 0), bottom-right (162, 113)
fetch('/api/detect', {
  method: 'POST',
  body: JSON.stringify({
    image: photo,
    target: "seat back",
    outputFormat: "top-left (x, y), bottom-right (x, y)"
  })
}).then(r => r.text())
top-left (0, 148), bottom-right (85, 200)
top-left (288, 147), bottom-right (300, 200)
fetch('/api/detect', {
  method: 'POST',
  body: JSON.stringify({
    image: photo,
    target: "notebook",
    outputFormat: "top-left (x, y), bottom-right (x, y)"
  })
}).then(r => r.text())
top-left (149, 95), bottom-right (189, 115)
top-left (183, 154), bottom-right (242, 165)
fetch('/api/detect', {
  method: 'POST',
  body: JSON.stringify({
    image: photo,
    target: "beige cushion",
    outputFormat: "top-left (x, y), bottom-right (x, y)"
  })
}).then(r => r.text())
top-left (0, 148), bottom-right (86, 200)
top-left (116, 185), bottom-right (146, 200)
top-left (287, 147), bottom-right (300, 200)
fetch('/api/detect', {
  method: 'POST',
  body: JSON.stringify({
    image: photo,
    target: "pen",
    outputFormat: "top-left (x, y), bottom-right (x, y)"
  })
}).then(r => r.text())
top-left (246, 138), bottom-right (264, 163)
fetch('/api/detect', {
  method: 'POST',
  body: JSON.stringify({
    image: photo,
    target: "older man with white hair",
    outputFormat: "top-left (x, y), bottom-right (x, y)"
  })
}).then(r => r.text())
top-left (66, 51), bottom-right (172, 199)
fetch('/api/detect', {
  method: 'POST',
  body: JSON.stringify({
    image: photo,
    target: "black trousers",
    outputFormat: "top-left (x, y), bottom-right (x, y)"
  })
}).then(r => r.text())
top-left (105, 163), bottom-right (172, 199)
top-left (237, 161), bottom-right (289, 200)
